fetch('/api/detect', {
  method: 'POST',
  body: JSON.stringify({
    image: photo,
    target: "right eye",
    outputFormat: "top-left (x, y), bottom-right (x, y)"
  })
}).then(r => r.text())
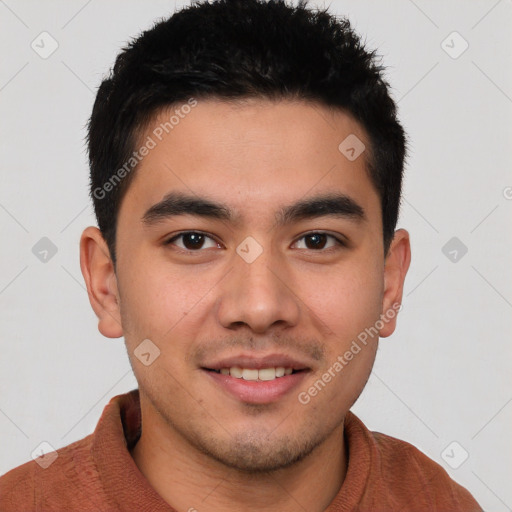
top-left (164, 231), bottom-right (222, 252)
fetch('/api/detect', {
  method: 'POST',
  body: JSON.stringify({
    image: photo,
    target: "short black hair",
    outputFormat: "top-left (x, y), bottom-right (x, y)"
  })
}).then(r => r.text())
top-left (87, 0), bottom-right (407, 263)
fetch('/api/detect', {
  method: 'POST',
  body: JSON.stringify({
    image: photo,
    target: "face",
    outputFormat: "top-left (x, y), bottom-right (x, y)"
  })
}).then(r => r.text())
top-left (81, 98), bottom-right (410, 473)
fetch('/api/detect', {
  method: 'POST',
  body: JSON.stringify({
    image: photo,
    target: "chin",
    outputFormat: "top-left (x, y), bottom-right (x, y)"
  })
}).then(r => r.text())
top-left (192, 430), bottom-right (322, 474)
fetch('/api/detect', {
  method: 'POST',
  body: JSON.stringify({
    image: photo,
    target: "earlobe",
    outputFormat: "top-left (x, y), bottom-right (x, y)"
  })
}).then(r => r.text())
top-left (79, 226), bottom-right (123, 338)
top-left (379, 229), bottom-right (411, 338)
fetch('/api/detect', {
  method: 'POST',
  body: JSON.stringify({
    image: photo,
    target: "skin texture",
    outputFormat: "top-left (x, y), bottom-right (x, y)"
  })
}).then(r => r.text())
top-left (80, 99), bottom-right (411, 512)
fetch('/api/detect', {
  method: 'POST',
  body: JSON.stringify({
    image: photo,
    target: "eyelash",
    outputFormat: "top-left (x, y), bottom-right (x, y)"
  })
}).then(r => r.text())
top-left (164, 230), bottom-right (346, 254)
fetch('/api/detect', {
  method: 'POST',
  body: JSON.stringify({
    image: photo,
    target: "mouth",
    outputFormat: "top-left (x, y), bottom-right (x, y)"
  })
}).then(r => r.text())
top-left (204, 366), bottom-right (304, 381)
top-left (200, 354), bottom-right (311, 404)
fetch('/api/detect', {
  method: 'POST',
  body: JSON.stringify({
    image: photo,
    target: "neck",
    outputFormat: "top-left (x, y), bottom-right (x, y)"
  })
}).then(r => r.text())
top-left (130, 400), bottom-right (347, 512)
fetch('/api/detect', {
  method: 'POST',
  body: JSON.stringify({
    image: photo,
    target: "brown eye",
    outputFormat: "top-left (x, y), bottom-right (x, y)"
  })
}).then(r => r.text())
top-left (304, 233), bottom-right (328, 250)
top-left (293, 232), bottom-right (344, 251)
top-left (166, 232), bottom-right (219, 251)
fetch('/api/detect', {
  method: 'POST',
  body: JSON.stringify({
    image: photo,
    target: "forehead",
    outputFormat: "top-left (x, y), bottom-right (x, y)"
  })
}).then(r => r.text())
top-left (121, 98), bottom-right (380, 227)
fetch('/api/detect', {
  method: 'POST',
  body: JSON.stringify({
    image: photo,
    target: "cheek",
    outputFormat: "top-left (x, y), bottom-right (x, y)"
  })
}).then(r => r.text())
top-left (300, 257), bottom-right (384, 341)
top-left (116, 260), bottom-right (175, 341)
top-left (117, 257), bottom-right (218, 350)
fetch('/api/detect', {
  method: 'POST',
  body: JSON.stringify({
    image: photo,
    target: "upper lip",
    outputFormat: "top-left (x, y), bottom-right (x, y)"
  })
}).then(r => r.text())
top-left (202, 353), bottom-right (311, 371)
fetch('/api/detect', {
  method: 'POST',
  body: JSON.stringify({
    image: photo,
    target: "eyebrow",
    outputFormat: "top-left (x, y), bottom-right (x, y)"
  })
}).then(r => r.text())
top-left (142, 191), bottom-right (366, 228)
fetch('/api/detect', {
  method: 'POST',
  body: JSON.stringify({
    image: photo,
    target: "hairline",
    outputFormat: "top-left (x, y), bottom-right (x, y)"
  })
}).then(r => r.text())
top-left (107, 95), bottom-right (385, 264)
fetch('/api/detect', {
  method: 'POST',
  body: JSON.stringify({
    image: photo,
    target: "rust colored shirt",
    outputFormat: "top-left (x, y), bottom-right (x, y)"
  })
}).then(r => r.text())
top-left (0, 389), bottom-right (481, 511)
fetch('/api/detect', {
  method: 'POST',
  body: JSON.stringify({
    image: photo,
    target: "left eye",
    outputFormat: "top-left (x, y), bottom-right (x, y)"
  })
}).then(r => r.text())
top-left (165, 231), bottom-right (343, 252)
top-left (293, 232), bottom-right (343, 251)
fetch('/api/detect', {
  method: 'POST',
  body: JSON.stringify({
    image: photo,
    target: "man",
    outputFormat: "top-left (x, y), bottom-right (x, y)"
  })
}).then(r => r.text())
top-left (0, 0), bottom-right (481, 510)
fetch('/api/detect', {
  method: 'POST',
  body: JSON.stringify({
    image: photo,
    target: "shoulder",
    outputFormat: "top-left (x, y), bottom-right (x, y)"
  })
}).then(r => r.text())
top-left (0, 434), bottom-right (107, 511)
top-left (345, 413), bottom-right (482, 511)
top-left (374, 431), bottom-right (480, 510)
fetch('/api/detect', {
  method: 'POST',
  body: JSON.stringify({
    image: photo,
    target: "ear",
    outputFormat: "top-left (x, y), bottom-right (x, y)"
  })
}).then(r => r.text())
top-left (80, 226), bottom-right (123, 338)
top-left (379, 229), bottom-right (411, 338)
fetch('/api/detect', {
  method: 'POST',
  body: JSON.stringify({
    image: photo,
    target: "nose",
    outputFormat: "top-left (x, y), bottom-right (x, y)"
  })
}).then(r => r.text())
top-left (215, 244), bottom-right (301, 334)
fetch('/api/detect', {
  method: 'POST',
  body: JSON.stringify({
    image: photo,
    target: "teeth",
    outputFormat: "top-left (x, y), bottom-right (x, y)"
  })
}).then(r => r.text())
top-left (242, 369), bottom-right (259, 381)
top-left (216, 366), bottom-right (295, 381)
top-left (275, 367), bottom-right (285, 377)
top-left (230, 366), bottom-right (243, 378)
top-left (258, 368), bottom-right (276, 381)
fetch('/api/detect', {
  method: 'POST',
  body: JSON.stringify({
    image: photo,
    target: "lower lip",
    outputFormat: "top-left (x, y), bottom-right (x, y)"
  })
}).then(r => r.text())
top-left (204, 370), bottom-right (308, 404)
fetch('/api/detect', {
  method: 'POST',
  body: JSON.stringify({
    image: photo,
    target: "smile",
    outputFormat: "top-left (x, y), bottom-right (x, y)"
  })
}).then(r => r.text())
top-left (210, 367), bottom-right (295, 381)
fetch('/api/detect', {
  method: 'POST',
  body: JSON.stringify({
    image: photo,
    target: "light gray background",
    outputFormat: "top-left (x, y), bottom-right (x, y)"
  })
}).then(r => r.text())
top-left (1, 0), bottom-right (511, 510)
